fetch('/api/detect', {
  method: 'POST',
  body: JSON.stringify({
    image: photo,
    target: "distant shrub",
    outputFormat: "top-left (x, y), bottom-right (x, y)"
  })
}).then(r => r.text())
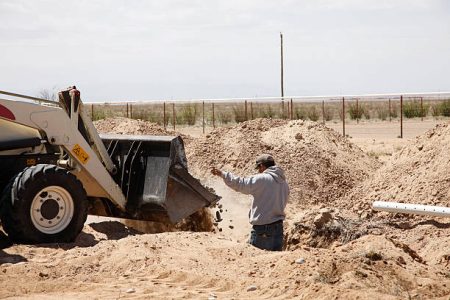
top-left (295, 107), bottom-right (307, 120)
top-left (403, 100), bottom-right (428, 118)
top-left (260, 105), bottom-right (276, 118)
top-left (179, 103), bottom-right (198, 125)
top-left (218, 111), bottom-right (232, 124)
top-left (92, 108), bottom-right (107, 121)
top-left (438, 100), bottom-right (450, 117)
top-left (307, 106), bottom-right (319, 121)
top-left (324, 107), bottom-right (334, 121)
top-left (232, 105), bottom-right (247, 123)
top-left (389, 105), bottom-right (398, 119)
top-left (348, 103), bottom-right (365, 120)
top-left (376, 107), bottom-right (389, 121)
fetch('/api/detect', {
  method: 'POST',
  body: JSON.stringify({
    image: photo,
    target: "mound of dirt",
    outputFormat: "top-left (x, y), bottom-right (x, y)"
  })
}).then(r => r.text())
top-left (2, 226), bottom-right (450, 299)
top-left (344, 123), bottom-right (450, 214)
top-left (94, 117), bottom-right (176, 136)
top-left (186, 118), bottom-right (380, 209)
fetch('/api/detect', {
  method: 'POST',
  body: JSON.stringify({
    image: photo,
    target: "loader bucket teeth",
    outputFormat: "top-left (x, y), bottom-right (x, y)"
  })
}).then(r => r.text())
top-left (101, 134), bottom-right (220, 223)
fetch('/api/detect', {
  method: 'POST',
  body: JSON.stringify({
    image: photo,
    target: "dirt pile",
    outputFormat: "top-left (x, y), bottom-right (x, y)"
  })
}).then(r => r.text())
top-left (2, 224), bottom-right (450, 299)
top-left (94, 117), bottom-right (176, 136)
top-left (186, 118), bottom-right (380, 208)
top-left (284, 208), bottom-right (384, 250)
top-left (345, 123), bottom-right (450, 214)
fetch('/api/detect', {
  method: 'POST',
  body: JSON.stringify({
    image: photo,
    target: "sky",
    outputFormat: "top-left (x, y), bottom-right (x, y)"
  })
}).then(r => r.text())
top-left (1, 0), bottom-right (449, 102)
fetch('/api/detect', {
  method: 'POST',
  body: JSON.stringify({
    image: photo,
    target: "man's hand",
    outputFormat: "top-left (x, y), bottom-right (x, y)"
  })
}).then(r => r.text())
top-left (211, 168), bottom-right (222, 177)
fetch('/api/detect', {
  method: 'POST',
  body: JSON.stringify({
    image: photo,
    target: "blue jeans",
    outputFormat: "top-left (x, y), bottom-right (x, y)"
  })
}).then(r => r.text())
top-left (249, 221), bottom-right (283, 251)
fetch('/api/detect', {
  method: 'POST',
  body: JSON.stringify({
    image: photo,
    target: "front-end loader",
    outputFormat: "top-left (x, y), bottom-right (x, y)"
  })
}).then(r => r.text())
top-left (0, 87), bottom-right (220, 244)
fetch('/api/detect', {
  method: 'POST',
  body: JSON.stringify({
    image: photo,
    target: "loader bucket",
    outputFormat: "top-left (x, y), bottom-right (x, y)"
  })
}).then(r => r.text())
top-left (100, 134), bottom-right (220, 223)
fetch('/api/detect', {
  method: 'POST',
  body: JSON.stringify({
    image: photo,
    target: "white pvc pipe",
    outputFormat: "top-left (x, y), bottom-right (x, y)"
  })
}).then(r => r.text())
top-left (372, 201), bottom-right (450, 218)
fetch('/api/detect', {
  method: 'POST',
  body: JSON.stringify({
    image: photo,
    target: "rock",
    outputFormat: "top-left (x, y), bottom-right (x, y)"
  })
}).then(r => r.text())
top-left (247, 285), bottom-right (257, 292)
top-left (295, 258), bottom-right (306, 264)
top-left (397, 256), bottom-right (406, 265)
top-left (398, 222), bottom-right (411, 229)
top-left (126, 288), bottom-right (136, 294)
top-left (313, 211), bottom-right (333, 229)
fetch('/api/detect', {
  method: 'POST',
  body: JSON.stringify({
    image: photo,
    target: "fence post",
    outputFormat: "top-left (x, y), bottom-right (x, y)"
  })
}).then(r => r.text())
top-left (172, 103), bottom-right (176, 131)
top-left (250, 102), bottom-right (254, 119)
top-left (400, 95), bottom-right (403, 138)
top-left (163, 102), bottom-right (166, 130)
top-left (202, 101), bottom-right (205, 134)
top-left (389, 98), bottom-right (391, 122)
top-left (322, 100), bottom-right (325, 124)
top-left (290, 98), bottom-right (293, 119)
top-left (126, 103), bottom-right (129, 118)
top-left (245, 100), bottom-right (248, 121)
top-left (281, 99), bottom-right (285, 119)
top-left (212, 103), bottom-right (215, 128)
top-left (421, 97), bottom-right (424, 121)
top-left (287, 100), bottom-right (290, 119)
top-left (91, 104), bottom-right (94, 119)
top-left (342, 97), bottom-right (346, 137)
top-left (130, 103), bottom-right (133, 119)
top-left (356, 98), bottom-right (359, 124)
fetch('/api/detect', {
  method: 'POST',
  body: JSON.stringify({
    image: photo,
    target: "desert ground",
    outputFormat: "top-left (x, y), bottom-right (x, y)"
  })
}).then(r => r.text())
top-left (1, 117), bottom-right (450, 299)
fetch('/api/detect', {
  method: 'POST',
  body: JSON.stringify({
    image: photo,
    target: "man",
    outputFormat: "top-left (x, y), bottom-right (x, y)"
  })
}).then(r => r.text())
top-left (211, 154), bottom-right (289, 251)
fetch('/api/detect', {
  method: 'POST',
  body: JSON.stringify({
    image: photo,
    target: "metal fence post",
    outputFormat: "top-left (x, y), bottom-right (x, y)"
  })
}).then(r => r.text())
top-left (163, 102), bottom-right (166, 130)
top-left (342, 97), bottom-right (346, 136)
top-left (290, 98), bottom-right (294, 119)
top-left (212, 103), bottom-right (215, 128)
top-left (245, 100), bottom-right (248, 121)
top-left (172, 103), bottom-right (176, 131)
top-left (250, 102), bottom-right (254, 120)
top-left (389, 98), bottom-right (391, 122)
top-left (356, 98), bottom-right (359, 124)
top-left (130, 103), bottom-right (133, 119)
top-left (322, 100), bottom-right (325, 124)
top-left (202, 101), bottom-right (205, 134)
top-left (400, 95), bottom-right (403, 138)
top-left (126, 103), bottom-right (129, 118)
top-left (421, 97), bottom-right (424, 121)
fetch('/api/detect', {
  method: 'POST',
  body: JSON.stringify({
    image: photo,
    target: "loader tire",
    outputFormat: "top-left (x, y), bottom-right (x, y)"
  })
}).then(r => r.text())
top-left (0, 164), bottom-right (88, 244)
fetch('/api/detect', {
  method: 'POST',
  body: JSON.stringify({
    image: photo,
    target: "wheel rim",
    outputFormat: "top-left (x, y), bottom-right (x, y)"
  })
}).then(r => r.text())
top-left (30, 186), bottom-right (75, 234)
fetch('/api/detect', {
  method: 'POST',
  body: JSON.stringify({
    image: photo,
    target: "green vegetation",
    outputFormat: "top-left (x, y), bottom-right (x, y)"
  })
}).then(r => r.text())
top-left (178, 103), bottom-right (198, 125)
top-left (434, 99), bottom-right (450, 117)
top-left (232, 105), bottom-right (247, 123)
top-left (403, 100), bottom-right (428, 118)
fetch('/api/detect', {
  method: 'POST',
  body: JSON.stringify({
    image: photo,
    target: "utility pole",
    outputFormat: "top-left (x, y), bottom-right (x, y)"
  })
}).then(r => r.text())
top-left (280, 32), bottom-right (284, 99)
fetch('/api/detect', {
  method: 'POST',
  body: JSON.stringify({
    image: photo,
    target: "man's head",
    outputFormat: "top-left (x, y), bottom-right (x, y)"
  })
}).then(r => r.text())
top-left (255, 154), bottom-right (275, 172)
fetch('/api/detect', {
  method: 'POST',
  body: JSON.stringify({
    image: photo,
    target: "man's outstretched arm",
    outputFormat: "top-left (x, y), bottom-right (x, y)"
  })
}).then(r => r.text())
top-left (211, 168), bottom-right (260, 195)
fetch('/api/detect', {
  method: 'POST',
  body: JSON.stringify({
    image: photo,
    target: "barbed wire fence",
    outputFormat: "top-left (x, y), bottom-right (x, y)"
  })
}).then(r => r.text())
top-left (82, 92), bottom-right (450, 137)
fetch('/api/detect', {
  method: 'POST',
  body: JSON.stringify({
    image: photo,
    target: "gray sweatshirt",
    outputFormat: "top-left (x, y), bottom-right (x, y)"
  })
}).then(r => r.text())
top-left (220, 166), bottom-right (290, 225)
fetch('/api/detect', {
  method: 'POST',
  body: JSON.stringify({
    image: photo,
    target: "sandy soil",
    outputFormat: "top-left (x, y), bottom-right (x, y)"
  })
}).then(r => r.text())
top-left (1, 118), bottom-right (450, 299)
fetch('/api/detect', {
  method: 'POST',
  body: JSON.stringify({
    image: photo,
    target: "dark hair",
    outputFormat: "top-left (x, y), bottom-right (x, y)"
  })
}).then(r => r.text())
top-left (261, 161), bottom-right (275, 168)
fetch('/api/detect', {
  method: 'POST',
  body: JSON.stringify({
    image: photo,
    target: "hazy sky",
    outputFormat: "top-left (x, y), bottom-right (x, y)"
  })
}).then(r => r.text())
top-left (1, 0), bottom-right (449, 101)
